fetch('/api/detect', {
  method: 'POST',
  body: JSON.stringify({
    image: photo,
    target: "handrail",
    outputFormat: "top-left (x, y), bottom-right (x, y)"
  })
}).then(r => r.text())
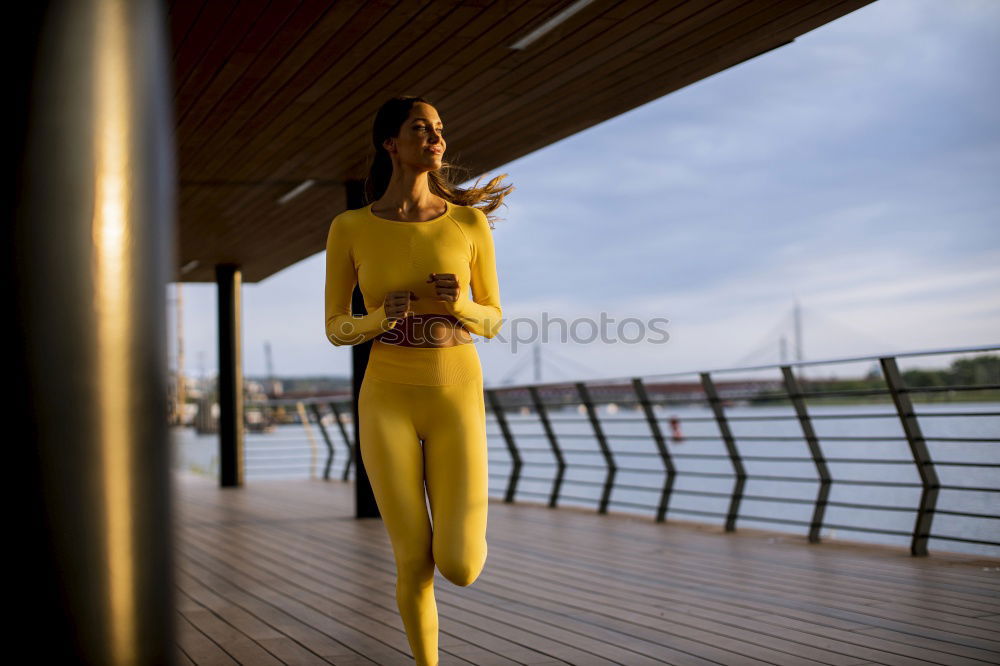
top-left (237, 344), bottom-right (998, 557)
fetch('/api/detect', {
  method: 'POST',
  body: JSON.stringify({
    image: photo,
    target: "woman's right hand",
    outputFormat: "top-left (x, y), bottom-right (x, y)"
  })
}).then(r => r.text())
top-left (384, 290), bottom-right (418, 323)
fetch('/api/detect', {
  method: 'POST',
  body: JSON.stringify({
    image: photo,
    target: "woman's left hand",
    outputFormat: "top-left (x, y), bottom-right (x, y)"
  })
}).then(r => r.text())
top-left (427, 272), bottom-right (461, 311)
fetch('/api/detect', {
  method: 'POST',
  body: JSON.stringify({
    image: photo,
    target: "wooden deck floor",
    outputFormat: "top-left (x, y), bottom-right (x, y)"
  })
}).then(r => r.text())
top-left (172, 470), bottom-right (999, 666)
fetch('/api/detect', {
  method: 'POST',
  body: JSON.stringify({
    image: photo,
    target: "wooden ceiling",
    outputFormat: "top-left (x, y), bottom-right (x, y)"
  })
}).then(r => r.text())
top-left (170, 0), bottom-right (875, 283)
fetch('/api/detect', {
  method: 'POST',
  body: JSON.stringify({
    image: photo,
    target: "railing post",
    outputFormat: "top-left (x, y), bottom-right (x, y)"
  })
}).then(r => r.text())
top-left (701, 372), bottom-right (745, 532)
top-left (295, 401), bottom-right (319, 478)
top-left (781, 366), bottom-right (832, 544)
top-left (309, 403), bottom-right (336, 481)
top-left (328, 400), bottom-right (354, 481)
top-left (487, 389), bottom-right (522, 502)
top-left (576, 382), bottom-right (616, 514)
top-left (528, 386), bottom-right (565, 508)
top-left (881, 356), bottom-right (940, 556)
top-left (633, 378), bottom-right (676, 522)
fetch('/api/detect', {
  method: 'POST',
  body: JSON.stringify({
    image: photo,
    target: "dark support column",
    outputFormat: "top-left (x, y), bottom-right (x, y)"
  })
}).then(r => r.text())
top-left (217, 263), bottom-right (245, 488)
top-left (11, 0), bottom-right (177, 663)
top-left (346, 180), bottom-right (380, 518)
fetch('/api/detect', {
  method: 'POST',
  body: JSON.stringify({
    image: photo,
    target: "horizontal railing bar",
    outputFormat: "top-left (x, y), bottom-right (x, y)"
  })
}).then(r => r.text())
top-left (570, 433), bottom-right (993, 444)
top-left (241, 446), bottom-right (320, 451)
top-left (489, 475), bottom-right (982, 515)
top-left (508, 491), bottom-right (964, 542)
top-left (486, 464), bottom-right (926, 485)
top-left (906, 383), bottom-right (1000, 393)
top-left (538, 436), bottom-right (999, 449)
top-left (490, 385), bottom-right (997, 406)
top-left (915, 411), bottom-right (1000, 417)
top-left (821, 523), bottom-right (923, 537)
top-left (500, 411), bottom-right (998, 424)
top-left (933, 508), bottom-right (999, 520)
top-left (546, 493), bottom-right (937, 516)
top-left (926, 534), bottom-right (1000, 546)
top-left (510, 490), bottom-right (598, 504)
top-left (795, 384), bottom-right (997, 399)
top-left (505, 474), bottom-right (565, 483)
top-left (257, 346), bottom-right (998, 399)
top-left (493, 432), bottom-right (921, 443)
top-left (494, 454), bottom-right (991, 466)
top-left (794, 387), bottom-right (896, 399)
top-left (244, 464), bottom-right (317, 470)
top-left (592, 343), bottom-right (1000, 386)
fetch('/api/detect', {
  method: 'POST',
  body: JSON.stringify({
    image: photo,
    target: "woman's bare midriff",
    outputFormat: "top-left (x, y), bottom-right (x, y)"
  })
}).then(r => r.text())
top-left (377, 313), bottom-right (473, 348)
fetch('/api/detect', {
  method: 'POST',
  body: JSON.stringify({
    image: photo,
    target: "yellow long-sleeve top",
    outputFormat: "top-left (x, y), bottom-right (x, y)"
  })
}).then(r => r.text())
top-left (325, 200), bottom-right (504, 346)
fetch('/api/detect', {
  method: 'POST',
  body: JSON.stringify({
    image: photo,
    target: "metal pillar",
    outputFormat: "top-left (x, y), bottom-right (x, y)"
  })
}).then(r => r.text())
top-left (216, 264), bottom-right (245, 488)
top-left (12, 0), bottom-right (177, 662)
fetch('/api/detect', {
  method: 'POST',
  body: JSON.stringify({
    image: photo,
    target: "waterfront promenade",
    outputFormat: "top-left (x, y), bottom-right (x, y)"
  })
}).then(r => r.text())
top-left (173, 470), bottom-right (999, 666)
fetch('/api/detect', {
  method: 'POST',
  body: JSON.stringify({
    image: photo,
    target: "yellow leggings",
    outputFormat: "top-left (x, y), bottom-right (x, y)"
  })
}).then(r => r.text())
top-left (358, 339), bottom-right (490, 666)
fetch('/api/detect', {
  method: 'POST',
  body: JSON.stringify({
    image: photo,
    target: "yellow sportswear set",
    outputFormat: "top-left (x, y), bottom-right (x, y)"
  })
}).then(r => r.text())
top-left (324, 200), bottom-right (503, 665)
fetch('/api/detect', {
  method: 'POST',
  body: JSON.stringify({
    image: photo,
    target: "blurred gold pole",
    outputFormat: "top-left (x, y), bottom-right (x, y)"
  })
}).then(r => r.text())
top-left (14, 0), bottom-right (177, 662)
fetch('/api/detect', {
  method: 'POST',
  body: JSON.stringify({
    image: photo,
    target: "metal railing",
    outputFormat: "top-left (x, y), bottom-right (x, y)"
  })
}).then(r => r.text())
top-left (247, 344), bottom-right (999, 557)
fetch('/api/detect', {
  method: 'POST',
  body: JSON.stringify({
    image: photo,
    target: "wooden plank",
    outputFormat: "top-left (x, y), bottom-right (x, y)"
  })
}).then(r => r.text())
top-left (180, 1), bottom-right (416, 196)
top-left (185, 0), bottom-right (616, 242)
top-left (175, 646), bottom-right (197, 665)
top-left (176, 608), bottom-right (240, 665)
top-left (176, 568), bottom-right (286, 642)
top-left (179, 605), bottom-right (285, 665)
top-left (179, 520), bottom-right (526, 664)
top-left (178, 540), bottom-right (388, 663)
top-left (172, 1), bottom-right (240, 99)
top-left (173, 473), bottom-right (999, 665)
top-left (176, 0), bottom-right (576, 269)
top-left (225, 485), bottom-right (894, 664)
top-left (470, 0), bottom-right (832, 161)
top-left (254, 636), bottom-right (339, 666)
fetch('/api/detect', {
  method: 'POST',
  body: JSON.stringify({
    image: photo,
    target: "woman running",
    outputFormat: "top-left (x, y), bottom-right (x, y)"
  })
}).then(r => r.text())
top-left (324, 95), bottom-right (513, 665)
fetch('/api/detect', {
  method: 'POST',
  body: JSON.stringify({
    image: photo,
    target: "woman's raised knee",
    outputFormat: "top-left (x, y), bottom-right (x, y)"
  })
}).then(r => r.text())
top-left (436, 559), bottom-right (482, 587)
top-left (434, 543), bottom-right (486, 587)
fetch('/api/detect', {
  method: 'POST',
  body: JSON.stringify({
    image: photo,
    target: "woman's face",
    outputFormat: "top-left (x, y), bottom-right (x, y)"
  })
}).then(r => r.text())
top-left (385, 103), bottom-right (446, 172)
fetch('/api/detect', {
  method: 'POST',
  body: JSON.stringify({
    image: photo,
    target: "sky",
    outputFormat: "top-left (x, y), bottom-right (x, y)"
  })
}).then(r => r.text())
top-left (169, 0), bottom-right (1000, 387)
